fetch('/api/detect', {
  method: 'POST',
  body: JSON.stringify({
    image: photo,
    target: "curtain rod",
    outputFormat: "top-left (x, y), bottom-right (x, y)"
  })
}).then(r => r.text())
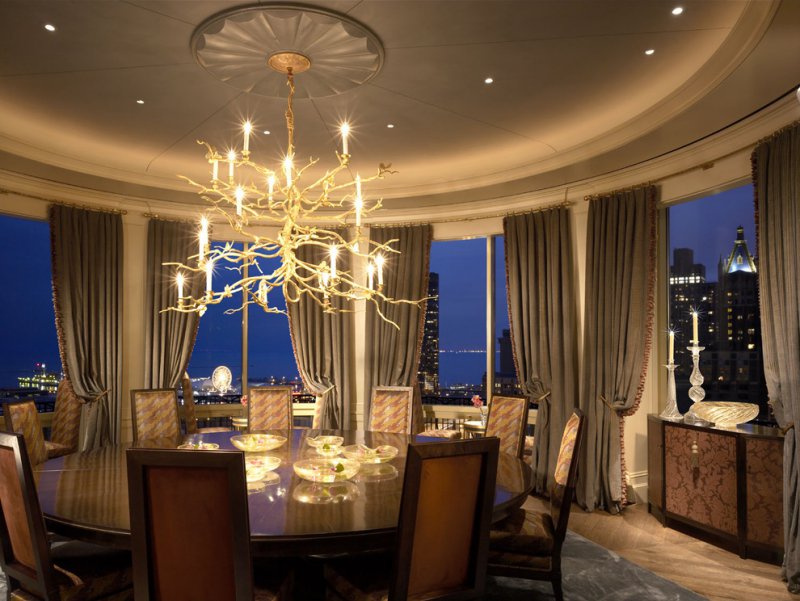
top-left (0, 188), bottom-right (127, 214)
top-left (369, 199), bottom-right (574, 227)
top-left (584, 182), bottom-right (654, 202)
top-left (142, 212), bottom-right (194, 223)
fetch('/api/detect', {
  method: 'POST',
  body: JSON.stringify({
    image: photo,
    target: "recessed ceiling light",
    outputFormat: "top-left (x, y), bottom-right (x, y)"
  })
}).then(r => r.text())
top-left (387, 123), bottom-right (395, 129)
top-left (44, 24), bottom-right (56, 32)
top-left (796, 86), bottom-right (800, 103)
top-left (263, 130), bottom-right (270, 135)
top-left (484, 77), bottom-right (493, 84)
top-left (645, 49), bottom-right (655, 56)
top-left (136, 99), bottom-right (145, 104)
top-left (672, 6), bottom-right (684, 16)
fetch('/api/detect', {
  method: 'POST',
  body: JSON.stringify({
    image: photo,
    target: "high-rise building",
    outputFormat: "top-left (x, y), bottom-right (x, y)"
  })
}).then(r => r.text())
top-left (418, 272), bottom-right (440, 394)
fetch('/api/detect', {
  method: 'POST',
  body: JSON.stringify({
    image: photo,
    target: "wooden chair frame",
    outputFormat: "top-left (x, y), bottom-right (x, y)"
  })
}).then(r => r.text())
top-left (129, 388), bottom-right (181, 441)
top-left (247, 385), bottom-right (294, 431)
top-left (488, 409), bottom-right (585, 601)
top-left (485, 394), bottom-right (530, 459)
top-left (389, 437), bottom-right (499, 600)
top-left (126, 448), bottom-right (254, 601)
top-left (0, 431), bottom-right (63, 599)
top-left (368, 386), bottom-right (415, 434)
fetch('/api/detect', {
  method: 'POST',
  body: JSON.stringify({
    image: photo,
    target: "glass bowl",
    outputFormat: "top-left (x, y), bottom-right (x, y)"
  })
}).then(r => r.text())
top-left (341, 444), bottom-right (398, 464)
top-left (293, 457), bottom-right (360, 483)
top-left (230, 434), bottom-right (287, 452)
top-left (690, 401), bottom-right (759, 429)
top-left (177, 442), bottom-right (219, 450)
top-left (355, 463), bottom-right (399, 482)
top-left (293, 481), bottom-right (360, 504)
top-left (315, 445), bottom-right (342, 458)
top-left (306, 435), bottom-right (344, 449)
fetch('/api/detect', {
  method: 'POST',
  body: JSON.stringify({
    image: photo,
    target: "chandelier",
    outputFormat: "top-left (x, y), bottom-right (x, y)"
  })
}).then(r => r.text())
top-left (167, 47), bottom-right (419, 327)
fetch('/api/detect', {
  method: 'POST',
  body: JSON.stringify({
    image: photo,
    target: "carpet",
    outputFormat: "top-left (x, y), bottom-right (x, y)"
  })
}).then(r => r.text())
top-left (485, 530), bottom-right (708, 600)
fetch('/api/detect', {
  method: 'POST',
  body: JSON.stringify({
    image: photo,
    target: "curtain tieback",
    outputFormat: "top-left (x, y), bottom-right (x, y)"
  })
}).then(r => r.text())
top-left (599, 394), bottom-right (619, 412)
top-left (534, 391), bottom-right (551, 405)
top-left (82, 389), bottom-right (110, 405)
top-left (781, 422), bottom-right (794, 435)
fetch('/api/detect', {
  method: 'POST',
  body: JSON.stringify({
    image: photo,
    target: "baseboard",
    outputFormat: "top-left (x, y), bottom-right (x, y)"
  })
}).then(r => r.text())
top-left (626, 470), bottom-right (648, 504)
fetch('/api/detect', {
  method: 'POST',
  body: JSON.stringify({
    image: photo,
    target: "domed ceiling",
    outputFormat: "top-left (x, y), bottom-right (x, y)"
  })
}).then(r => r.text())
top-left (0, 0), bottom-right (799, 212)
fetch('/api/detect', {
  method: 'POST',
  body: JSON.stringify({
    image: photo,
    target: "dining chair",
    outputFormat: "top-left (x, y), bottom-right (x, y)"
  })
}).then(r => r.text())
top-left (0, 431), bottom-right (133, 600)
top-left (324, 437), bottom-right (499, 600)
top-left (247, 385), bottom-right (293, 431)
top-left (486, 409), bottom-right (586, 601)
top-left (126, 447), bottom-right (291, 601)
top-left (3, 400), bottom-right (51, 466)
top-left (49, 378), bottom-right (82, 457)
top-left (129, 388), bottom-right (181, 441)
top-left (181, 372), bottom-right (231, 434)
top-left (485, 394), bottom-right (529, 459)
top-left (367, 386), bottom-right (415, 434)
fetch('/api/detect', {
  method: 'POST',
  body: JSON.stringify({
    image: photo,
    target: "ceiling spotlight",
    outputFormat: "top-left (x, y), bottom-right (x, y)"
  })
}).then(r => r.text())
top-left (645, 49), bottom-right (655, 56)
top-left (672, 6), bottom-right (684, 16)
top-left (263, 130), bottom-right (271, 135)
top-left (136, 99), bottom-right (145, 104)
top-left (387, 123), bottom-right (395, 129)
top-left (484, 77), bottom-right (494, 84)
top-left (44, 24), bottom-right (56, 32)
top-left (796, 86), bottom-right (800, 104)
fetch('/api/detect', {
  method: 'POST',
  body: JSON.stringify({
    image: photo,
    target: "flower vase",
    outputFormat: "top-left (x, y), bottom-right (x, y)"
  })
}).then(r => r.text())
top-left (480, 406), bottom-right (488, 428)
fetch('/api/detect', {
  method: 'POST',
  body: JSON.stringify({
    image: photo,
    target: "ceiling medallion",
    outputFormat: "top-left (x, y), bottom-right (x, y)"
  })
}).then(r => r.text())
top-left (191, 4), bottom-right (384, 98)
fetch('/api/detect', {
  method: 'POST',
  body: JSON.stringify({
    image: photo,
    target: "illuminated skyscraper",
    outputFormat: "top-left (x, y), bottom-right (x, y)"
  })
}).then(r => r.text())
top-left (418, 272), bottom-right (439, 394)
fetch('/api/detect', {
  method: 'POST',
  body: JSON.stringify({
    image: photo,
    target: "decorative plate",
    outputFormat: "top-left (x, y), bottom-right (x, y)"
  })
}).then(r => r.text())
top-left (293, 457), bottom-right (360, 483)
top-left (341, 444), bottom-right (398, 464)
top-left (231, 434), bottom-right (287, 452)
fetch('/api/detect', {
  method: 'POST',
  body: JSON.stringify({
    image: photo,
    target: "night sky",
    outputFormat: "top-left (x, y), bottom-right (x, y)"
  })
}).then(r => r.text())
top-left (0, 184), bottom-right (756, 388)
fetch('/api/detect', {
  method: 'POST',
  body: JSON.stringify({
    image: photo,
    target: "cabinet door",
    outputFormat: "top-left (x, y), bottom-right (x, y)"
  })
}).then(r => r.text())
top-left (745, 437), bottom-right (783, 549)
top-left (664, 425), bottom-right (738, 535)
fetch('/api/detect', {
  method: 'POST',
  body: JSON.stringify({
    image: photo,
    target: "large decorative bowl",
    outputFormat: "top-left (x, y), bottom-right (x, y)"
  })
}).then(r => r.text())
top-left (690, 402), bottom-right (759, 429)
top-left (231, 434), bottom-right (287, 452)
top-left (293, 457), bottom-right (360, 483)
top-left (341, 444), bottom-right (398, 464)
top-left (306, 435), bottom-right (344, 449)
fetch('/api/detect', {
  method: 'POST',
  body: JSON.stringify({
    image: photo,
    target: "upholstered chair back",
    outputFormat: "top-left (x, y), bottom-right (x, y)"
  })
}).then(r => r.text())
top-left (50, 379), bottom-right (82, 453)
top-left (550, 409), bottom-right (586, 544)
top-left (130, 389), bottom-right (181, 441)
top-left (3, 400), bottom-right (47, 466)
top-left (248, 386), bottom-right (293, 431)
top-left (368, 386), bottom-right (414, 434)
top-left (485, 395), bottom-right (529, 458)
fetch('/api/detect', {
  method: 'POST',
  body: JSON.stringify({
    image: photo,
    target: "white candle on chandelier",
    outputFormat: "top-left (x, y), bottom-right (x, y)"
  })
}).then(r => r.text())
top-left (242, 121), bottom-right (252, 154)
top-left (329, 245), bottom-right (339, 279)
top-left (267, 174), bottom-right (275, 200)
top-left (211, 158), bottom-right (219, 181)
top-left (340, 122), bottom-right (350, 155)
top-left (691, 311), bottom-right (699, 345)
top-left (367, 262), bottom-right (375, 290)
top-left (258, 280), bottom-right (267, 305)
top-left (198, 217), bottom-right (209, 263)
top-left (235, 186), bottom-right (245, 217)
top-left (205, 260), bottom-right (214, 294)
top-left (668, 330), bottom-right (674, 364)
top-left (176, 272), bottom-right (185, 300)
top-left (227, 150), bottom-right (236, 180)
top-left (375, 254), bottom-right (385, 286)
top-left (354, 174), bottom-right (363, 227)
top-left (283, 155), bottom-right (293, 188)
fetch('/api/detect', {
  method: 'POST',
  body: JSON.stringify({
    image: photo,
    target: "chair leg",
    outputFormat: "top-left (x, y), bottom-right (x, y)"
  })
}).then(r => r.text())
top-left (551, 575), bottom-right (564, 601)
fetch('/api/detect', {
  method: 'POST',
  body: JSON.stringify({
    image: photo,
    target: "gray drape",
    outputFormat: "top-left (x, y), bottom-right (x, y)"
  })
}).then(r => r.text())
top-left (504, 208), bottom-right (579, 494)
top-left (50, 205), bottom-right (122, 449)
top-left (364, 225), bottom-right (431, 432)
top-left (287, 235), bottom-right (353, 430)
top-left (144, 219), bottom-right (202, 389)
top-left (577, 186), bottom-right (657, 513)
top-left (752, 122), bottom-right (800, 591)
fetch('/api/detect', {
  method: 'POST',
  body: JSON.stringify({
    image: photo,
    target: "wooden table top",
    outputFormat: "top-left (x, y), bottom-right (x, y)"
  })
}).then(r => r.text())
top-left (34, 429), bottom-right (532, 556)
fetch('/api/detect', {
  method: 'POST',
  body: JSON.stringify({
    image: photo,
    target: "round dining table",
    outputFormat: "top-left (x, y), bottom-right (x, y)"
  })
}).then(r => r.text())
top-left (33, 429), bottom-right (532, 557)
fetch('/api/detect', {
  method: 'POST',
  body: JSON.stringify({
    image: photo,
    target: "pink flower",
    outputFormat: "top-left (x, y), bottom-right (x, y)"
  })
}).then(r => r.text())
top-left (471, 395), bottom-right (483, 408)
top-left (240, 395), bottom-right (248, 406)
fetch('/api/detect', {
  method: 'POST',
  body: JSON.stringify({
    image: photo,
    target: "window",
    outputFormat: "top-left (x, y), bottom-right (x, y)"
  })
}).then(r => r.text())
top-left (0, 215), bottom-right (60, 402)
top-left (423, 238), bottom-right (487, 403)
top-left (668, 185), bottom-right (770, 422)
top-left (494, 236), bottom-right (521, 396)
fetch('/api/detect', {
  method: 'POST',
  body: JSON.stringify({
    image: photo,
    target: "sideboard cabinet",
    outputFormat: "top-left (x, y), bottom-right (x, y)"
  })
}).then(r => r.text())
top-left (647, 414), bottom-right (783, 563)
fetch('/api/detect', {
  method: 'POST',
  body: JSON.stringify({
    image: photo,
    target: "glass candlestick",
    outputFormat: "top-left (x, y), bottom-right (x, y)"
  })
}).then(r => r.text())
top-left (684, 344), bottom-right (708, 425)
top-left (660, 362), bottom-right (682, 421)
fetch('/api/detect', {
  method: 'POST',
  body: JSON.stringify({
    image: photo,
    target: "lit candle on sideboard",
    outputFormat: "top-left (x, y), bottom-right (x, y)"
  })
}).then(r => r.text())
top-left (668, 330), bottom-right (674, 363)
top-left (692, 311), bottom-right (699, 345)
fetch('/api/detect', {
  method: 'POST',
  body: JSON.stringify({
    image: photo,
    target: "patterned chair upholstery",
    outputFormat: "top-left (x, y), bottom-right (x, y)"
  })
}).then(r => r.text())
top-left (3, 400), bottom-right (48, 466)
top-left (248, 386), bottom-right (293, 431)
top-left (49, 378), bottom-right (82, 458)
top-left (367, 386), bottom-right (414, 434)
top-left (181, 372), bottom-right (230, 434)
top-left (324, 438), bottom-right (499, 600)
top-left (485, 395), bottom-right (529, 458)
top-left (0, 431), bottom-right (133, 600)
top-left (129, 389), bottom-right (181, 441)
top-left (487, 409), bottom-right (586, 601)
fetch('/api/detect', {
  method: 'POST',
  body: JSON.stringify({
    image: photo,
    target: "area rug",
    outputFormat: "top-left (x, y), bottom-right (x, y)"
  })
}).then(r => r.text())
top-left (485, 530), bottom-right (708, 600)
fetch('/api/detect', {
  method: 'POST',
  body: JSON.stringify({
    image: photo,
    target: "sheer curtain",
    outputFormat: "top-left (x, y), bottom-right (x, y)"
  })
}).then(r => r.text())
top-left (50, 205), bottom-right (122, 448)
top-left (144, 219), bottom-right (202, 388)
top-left (752, 121), bottom-right (800, 591)
top-left (364, 225), bottom-right (431, 432)
top-left (287, 233), bottom-right (353, 429)
top-left (504, 207), bottom-right (579, 494)
top-left (576, 186), bottom-right (657, 512)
